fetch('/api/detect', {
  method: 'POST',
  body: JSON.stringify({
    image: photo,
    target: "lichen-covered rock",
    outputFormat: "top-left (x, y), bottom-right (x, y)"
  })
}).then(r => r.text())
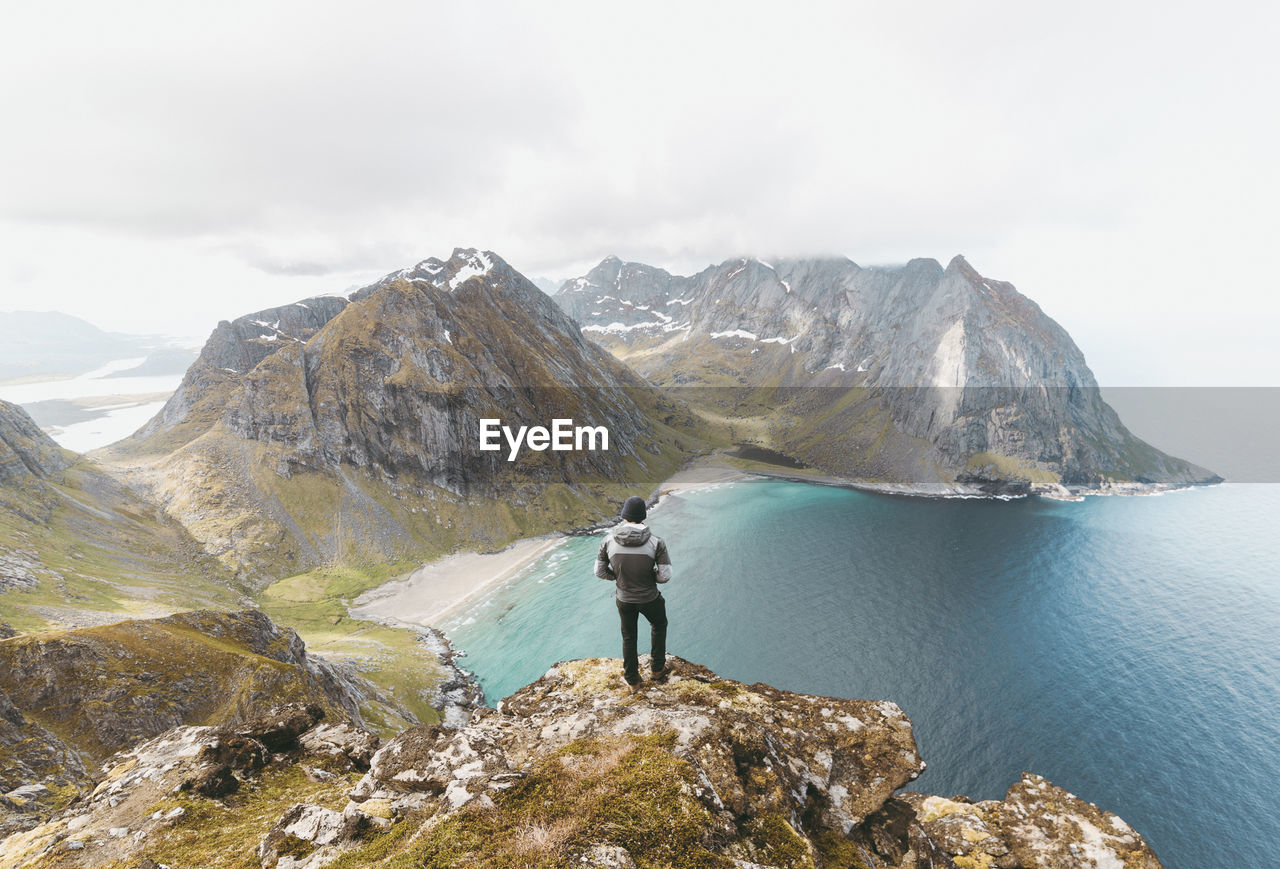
top-left (298, 723), bottom-right (380, 772)
top-left (500, 657), bottom-right (924, 832)
top-left (0, 620), bottom-right (15, 640)
top-left (257, 803), bottom-right (372, 869)
top-left (580, 843), bottom-right (637, 867)
top-left (0, 711), bottom-right (382, 868)
top-left (0, 687), bottom-right (89, 837)
top-left (903, 774), bottom-right (1163, 868)
top-left (338, 656), bottom-right (924, 865)
top-left (994, 773), bottom-right (1161, 868)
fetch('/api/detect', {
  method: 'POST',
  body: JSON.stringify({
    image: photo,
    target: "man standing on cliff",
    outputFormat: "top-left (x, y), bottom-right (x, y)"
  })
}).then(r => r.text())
top-left (595, 495), bottom-right (671, 688)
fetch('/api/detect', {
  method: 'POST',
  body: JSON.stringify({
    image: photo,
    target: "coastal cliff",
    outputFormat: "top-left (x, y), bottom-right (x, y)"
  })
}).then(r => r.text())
top-left (556, 255), bottom-right (1218, 497)
top-left (0, 644), bottom-right (1162, 868)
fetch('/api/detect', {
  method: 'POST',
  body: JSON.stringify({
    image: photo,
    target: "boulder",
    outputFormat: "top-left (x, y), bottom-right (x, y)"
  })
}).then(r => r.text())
top-left (903, 774), bottom-right (1163, 868)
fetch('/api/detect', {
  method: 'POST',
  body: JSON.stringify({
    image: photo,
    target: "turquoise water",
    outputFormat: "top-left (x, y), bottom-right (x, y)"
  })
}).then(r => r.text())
top-left (441, 480), bottom-right (1280, 868)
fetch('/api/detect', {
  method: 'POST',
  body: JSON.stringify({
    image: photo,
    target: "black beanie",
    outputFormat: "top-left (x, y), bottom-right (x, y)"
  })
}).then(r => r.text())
top-left (620, 495), bottom-right (647, 523)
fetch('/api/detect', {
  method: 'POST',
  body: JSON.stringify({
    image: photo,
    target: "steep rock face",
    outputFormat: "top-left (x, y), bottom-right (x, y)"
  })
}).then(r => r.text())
top-left (129, 296), bottom-right (350, 454)
top-left (105, 249), bottom-right (704, 578)
top-left (224, 250), bottom-right (658, 485)
top-left (0, 403), bottom-right (69, 487)
top-left (0, 687), bottom-right (88, 839)
top-left (557, 255), bottom-right (1217, 496)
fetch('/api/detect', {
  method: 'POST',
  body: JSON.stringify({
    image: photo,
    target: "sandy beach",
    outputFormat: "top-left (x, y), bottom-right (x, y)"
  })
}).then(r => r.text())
top-left (350, 536), bottom-right (566, 628)
top-left (351, 456), bottom-right (751, 630)
top-left (650, 454), bottom-right (749, 495)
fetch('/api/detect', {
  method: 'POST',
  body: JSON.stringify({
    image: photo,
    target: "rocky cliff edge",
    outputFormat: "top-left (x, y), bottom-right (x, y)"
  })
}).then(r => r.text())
top-left (1, 656), bottom-right (1162, 868)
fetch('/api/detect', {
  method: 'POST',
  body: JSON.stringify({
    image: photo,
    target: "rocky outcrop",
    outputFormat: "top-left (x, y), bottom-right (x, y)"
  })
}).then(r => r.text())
top-left (128, 296), bottom-right (350, 453)
top-left (901, 778), bottom-right (1162, 868)
top-left (325, 658), bottom-right (1161, 868)
top-left (557, 255), bottom-right (1219, 496)
top-left (349, 657), bottom-right (922, 829)
top-left (0, 657), bottom-right (1162, 868)
top-left (104, 249), bottom-right (706, 579)
top-left (0, 687), bottom-right (89, 839)
top-left (0, 705), bottom-right (382, 868)
top-left (0, 610), bottom-right (399, 780)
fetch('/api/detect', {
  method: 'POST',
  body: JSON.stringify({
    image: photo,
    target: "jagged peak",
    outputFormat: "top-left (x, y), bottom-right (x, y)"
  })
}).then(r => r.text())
top-left (380, 248), bottom-right (509, 294)
top-left (944, 253), bottom-right (985, 281)
top-left (941, 255), bottom-right (1027, 301)
top-left (899, 256), bottom-right (943, 273)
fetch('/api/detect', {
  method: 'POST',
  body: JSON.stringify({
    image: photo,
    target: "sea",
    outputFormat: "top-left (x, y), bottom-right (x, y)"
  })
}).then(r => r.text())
top-left (441, 477), bottom-right (1280, 869)
top-left (0, 358), bottom-right (183, 453)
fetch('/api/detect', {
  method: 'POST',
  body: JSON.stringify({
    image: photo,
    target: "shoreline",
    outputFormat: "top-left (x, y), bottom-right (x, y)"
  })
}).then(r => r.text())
top-left (349, 456), bottom-right (758, 634)
top-left (349, 536), bottom-right (566, 629)
top-left (347, 452), bottom-right (1219, 636)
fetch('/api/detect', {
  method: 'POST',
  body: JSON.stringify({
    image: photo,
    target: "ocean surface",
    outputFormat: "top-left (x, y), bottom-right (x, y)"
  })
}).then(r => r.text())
top-left (0, 358), bottom-right (182, 452)
top-left (442, 478), bottom-right (1280, 868)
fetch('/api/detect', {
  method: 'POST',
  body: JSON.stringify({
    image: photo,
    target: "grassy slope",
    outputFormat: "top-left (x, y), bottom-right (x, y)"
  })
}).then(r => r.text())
top-left (257, 563), bottom-right (448, 731)
top-left (0, 458), bottom-right (246, 634)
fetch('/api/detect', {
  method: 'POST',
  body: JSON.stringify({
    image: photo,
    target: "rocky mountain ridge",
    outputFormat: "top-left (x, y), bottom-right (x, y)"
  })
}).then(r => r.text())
top-left (0, 403), bottom-right (70, 489)
top-left (556, 254), bottom-right (1219, 496)
top-left (0, 609), bottom-right (402, 839)
top-left (0, 654), bottom-right (1163, 868)
top-left (102, 248), bottom-right (707, 580)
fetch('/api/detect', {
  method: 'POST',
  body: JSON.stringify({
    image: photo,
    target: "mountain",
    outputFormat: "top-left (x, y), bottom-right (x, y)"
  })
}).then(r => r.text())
top-left (100, 249), bottom-right (708, 581)
top-left (0, 400), bottom-right (243, 634)
top-left (556, 254), bottom-right (1220, 496)
top-left (0, 654), bottom-right (1164, 868)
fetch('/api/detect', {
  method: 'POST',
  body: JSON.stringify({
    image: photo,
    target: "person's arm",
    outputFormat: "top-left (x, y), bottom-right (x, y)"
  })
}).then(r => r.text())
top-left (595, 537), bottom-right (615, 581)
top-left (654, 538), bottom-right (671, 583)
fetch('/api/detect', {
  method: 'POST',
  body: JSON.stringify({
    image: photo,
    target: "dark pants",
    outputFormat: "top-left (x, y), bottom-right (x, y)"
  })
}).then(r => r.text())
top-left (616, 595), bottom-right (667, 683)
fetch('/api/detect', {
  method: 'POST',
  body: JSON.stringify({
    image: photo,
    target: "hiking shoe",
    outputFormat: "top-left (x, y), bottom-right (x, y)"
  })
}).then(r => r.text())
top-left (623, 676), bottom-right (642, 691)
top-left (650, 665), bottom-right (671, 684)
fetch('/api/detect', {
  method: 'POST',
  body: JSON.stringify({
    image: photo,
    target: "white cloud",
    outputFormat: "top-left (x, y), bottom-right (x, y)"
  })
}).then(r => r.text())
top-left (1, 0), bottom-right (1277, 383)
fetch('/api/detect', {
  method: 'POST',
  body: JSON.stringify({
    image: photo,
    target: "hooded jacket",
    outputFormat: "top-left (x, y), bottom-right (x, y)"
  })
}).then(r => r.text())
top-left (595, 522), bottom-right (671, 604)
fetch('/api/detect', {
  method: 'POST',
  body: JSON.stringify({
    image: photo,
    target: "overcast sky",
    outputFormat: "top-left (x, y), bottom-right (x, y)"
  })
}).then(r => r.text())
top-left (2, 1), bottom-right (1276, 385)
